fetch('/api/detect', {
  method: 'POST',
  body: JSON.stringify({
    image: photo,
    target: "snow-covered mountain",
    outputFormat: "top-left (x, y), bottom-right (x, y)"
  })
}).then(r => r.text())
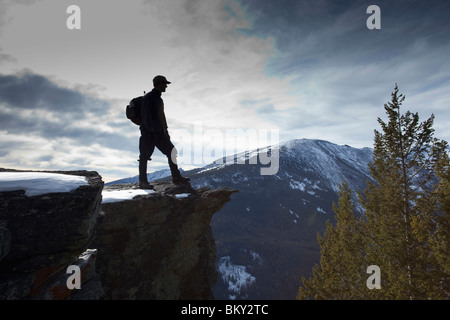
top-left (191, 138), bottom-right (372, 197)
top-left (108, 138), bottom-right (374, 299)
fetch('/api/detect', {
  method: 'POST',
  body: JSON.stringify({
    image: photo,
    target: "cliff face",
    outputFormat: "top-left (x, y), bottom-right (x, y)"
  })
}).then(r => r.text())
top-left (0, 169), bottom-right (236, 300)
top-left (95, 182), bottom-right (236, 300)
top-left (0, 169), bottom-right (104, 300)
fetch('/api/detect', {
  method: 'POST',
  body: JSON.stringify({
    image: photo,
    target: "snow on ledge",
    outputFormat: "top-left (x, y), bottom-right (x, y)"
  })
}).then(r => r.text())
top-left (175, 193), bottom-right (191, 199)
top-left (101, 189), bottom-right (155, 203)
top-left (101, 190), bottom-right (191, 203)
top-left (0, 172), bottom-right (88, 197)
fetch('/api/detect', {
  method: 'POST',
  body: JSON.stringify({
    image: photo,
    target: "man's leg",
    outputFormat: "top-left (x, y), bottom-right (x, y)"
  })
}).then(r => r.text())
top-left (168, 150), bottom-right (190, 184)
top-left (139, 131), bottom-right (156, 189)
top-left (156, 133), bottom-right (190, 184)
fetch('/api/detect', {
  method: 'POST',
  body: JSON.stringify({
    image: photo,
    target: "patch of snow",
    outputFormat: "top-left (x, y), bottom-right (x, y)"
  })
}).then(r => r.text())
top-left (290, 180), bottom-right (306, 191)
top-left (311, 182), bottom-right (324, 190)
top-left (317, 206), bottom-right (326, 214)
top-left (0, 172), bottom-right (88, 197)
top-left (289, 209), bottom-right (300, 224)
top-left (246, 249), bottom-right (263, 265)
top-left (217, 256), bottom-right (256, 299)
top-left (289, 209), bottom-right (299, 216)
top-left (102, 189), bottom-right (155, 203)
top-left (175, 193), bottom-right (191, 199)
top-left (197, 163), bottom-right (224, 174)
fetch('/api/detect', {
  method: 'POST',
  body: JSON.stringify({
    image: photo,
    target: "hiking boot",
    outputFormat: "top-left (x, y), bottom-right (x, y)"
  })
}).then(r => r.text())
top-left (139, 181), bottom-right (154, 189)
top-left (168, 156), bottom-right (191, 185)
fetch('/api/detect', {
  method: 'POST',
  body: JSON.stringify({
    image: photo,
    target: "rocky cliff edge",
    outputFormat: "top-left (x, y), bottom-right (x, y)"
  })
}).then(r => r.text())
top-left (0, 169), bottom-right (236, 300)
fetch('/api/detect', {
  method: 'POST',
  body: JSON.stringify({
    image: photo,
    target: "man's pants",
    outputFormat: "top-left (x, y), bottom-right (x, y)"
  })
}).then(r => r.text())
top-left (139, 130), bottom-right (178, 182)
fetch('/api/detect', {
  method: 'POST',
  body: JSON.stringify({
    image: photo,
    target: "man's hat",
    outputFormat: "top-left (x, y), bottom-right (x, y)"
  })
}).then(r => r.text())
top-left (153, 75), bottom-right (171, 86)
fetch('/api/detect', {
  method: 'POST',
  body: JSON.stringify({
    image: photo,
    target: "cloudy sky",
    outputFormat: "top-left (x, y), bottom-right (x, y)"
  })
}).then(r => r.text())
top-left (1, 0), bottom-right (449, 182)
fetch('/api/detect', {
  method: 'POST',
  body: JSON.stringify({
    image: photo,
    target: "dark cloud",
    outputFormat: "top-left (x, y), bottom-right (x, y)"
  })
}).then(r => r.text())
top-left (0, 52), bottom-right (16, 64)
top-left (0, 72), bottom-right (108, 116)
top-left (237, 0), bottom-right (450, 74)
top-left (0, 71), bottom-right (137, 153)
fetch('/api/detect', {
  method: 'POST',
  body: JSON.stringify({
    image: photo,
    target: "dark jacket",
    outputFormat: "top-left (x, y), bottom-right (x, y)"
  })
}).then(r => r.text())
top-left (140, 89), bottom-right (168, 134)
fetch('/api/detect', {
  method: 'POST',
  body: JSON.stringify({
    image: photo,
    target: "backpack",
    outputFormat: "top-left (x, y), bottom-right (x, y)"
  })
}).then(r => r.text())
top-left (126, 92), bottom-right (145, 125)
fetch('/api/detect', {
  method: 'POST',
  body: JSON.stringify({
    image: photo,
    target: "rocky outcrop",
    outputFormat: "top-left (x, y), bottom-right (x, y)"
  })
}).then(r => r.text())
top-left (0, 169), bottom-right (104, 300)
top-left (0, 168), bottom-right (236, 300)
top-left (94, 182), bottom-right (237, 300)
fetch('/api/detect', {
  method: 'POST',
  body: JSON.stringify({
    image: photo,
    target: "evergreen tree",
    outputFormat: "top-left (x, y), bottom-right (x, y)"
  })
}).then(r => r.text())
top-left (362, 84), bottom-right (448, 299)
top-left (298, 84), bottom-right (449, 299)
top-left (420, 153), bottom-right (450, 298)
top-left (297, 182), bottom-right (367, 299)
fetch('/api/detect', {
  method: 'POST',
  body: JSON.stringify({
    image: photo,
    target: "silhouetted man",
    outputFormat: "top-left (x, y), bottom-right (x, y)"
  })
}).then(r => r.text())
top-left (138, 75), bottom-right (190, 189)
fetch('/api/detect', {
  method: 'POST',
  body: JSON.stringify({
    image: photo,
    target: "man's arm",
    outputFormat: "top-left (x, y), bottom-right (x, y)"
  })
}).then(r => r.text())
top-left (158, 106), bottom-right (169, 135)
